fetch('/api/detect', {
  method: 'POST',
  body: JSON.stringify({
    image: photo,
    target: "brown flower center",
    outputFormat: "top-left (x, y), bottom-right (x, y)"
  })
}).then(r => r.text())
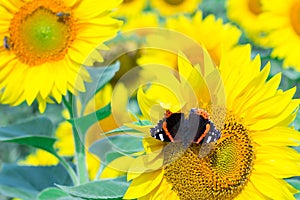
top-left (163, 0), bottom-right (185, 6)
top-left (123, 0), bottom-right (135, 3)
top-left (248, 0), bottom-right (262, 15)
top-left (8, 0), bottom-right (76, 66)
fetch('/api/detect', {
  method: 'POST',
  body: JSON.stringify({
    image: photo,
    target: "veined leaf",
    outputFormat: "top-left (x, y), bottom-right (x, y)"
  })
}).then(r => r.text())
top-left (0, 185), bottom-right (37, 200)
top-left (0, 117), bottom-right (57, 154)
top-left (58, 177), bottom-right (129, 200)
top-left (89, 134), bottom-right (144, 164)
top-left (37, 187), bottom-right (72, 200)
top-left (103, 120), bottom-right (152, 135)
top-left (69, 103), bottom-right (111, 135)
top-left (0, 164), bottom-right (73, 199)
top-left (79, 62), bottom-right (120, 114)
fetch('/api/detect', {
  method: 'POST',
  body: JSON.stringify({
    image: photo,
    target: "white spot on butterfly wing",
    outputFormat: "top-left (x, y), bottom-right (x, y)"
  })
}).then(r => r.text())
top-left (206, 136), bottom-right (212, 143)
top-left (159, 134), bottom-right (164, 141)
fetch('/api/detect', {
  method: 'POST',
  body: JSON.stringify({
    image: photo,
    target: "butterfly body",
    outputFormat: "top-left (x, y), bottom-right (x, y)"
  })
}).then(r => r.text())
top-left (150, 108), bottom-right (221, 144)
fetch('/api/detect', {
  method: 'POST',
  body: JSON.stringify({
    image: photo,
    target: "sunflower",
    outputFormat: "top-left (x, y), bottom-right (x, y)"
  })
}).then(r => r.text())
top-left (0, 0), bottom-right (122, 112)
top-left (138, 11), bottom-right (241, 68)
top-left (106, 45), bottom-right (300, 199)
top-left (150, 0), bottom-right (201, 16)
top-left (259, 0), bottom-right (300, 70)
top-left (115, 0), bottom-right (147, 17)
top-left (226, 0), bottom-right (267, 46)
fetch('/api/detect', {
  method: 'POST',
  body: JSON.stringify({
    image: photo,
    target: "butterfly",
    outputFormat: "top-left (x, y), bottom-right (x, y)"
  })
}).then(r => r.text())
top-left (150, 108), bottom-right (221, 145)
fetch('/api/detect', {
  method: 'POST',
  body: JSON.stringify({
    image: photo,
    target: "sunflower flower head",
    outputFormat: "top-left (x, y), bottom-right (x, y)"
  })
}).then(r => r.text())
top-left (0, 0), bottom-right (122, 112)
top-left (108, 45), bottom-right (300, 199)
top-left (260, 0), bottom-right (300, 70)
top-left (138, 11), bottom-right (241, 68)
top-left (227, 0), bottom-right (268, 46)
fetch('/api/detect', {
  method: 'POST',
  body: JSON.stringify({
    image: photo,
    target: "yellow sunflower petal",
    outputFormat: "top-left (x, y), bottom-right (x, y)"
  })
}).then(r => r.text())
top-left (0, 0), bottom-right (21, 13)
top-left (73, 0), bottom-right (121, 19)
top-left (250, 173), bottom-right (296, 199)
top-left (249, 98), bottom-right (299, 131)
top-left (19, 149), bottom-right (59, 166)
top-left (236, 181), bottom-right (268, 200)
top-left (252, 126), bottom-right (300, 146)
top-left (127, 152), bottom-right (163, 179)
top-left (124, 170), bottom-right (164, 199)
top-left (255, 154), bottom-right (300, 178)
top-left (141, 177), bottom-right (180, 200)
top-left (244, 87), bottom-right (296, 124)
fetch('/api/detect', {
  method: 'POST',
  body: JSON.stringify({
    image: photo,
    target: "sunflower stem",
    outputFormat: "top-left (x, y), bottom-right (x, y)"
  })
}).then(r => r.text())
top-left (62, 96), bottom-right (72, 116)
top-left (53, 152), bottom-right (79, 185)
top-left (72, 124), bottom-right (89, 184)
top-left (63, 92), bottom-right (89, 184)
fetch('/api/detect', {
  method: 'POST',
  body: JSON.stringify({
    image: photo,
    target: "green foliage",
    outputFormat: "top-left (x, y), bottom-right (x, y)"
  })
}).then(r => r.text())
top-left (0, 185), bottom-right (36, 200)
top-left (69, 103), bottom-right (112, 135)
top-left (104, 120), bottom-right (152, 135)
top-left (79, 62), bottom-right (120, 115)
top-left (37, 187), bottom-right (73, 200)
top-left (89, 134), bottom-right (144, 165)
top-left (58, 178), bottom-right (129, 200)
top-left (0, 117), bottom-right (57, 155)
top-left (0, 164), bottom-right (73, 199)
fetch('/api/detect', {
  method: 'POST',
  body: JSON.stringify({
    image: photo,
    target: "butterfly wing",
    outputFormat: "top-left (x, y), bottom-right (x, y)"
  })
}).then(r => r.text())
top-left (150, 113), bottom-right (183, 142)
top-left (202, 121), bottom-right (221, 144)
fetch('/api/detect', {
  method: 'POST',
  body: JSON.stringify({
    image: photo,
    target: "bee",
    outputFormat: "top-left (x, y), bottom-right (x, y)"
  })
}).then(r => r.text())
top-left (150, 108), bottom-right (221, 145)
top-left (56, 12), bottom-right (70, 18)
top-left (3, 36), bottom-right (11, 50)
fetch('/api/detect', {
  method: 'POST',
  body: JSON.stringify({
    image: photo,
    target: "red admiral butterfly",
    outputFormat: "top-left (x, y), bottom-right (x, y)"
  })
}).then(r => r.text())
top-left (150, 108), bottom-right (221, 144)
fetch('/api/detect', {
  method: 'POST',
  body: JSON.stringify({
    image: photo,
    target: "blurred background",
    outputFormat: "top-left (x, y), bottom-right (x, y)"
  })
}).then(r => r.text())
top-left (1, 0), bottom-right (300, 198)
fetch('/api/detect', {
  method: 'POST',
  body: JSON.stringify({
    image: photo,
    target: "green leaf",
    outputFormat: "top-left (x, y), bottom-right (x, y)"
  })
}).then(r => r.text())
top-left (89, 134), bottom-right (144, 164)
top-left (69, 103), bottom-right (111, 135)
top-left (38, 187), bottom-right (70, 200)
top-left (58, 178), bottom-right (129, 199)
top-left (0, 185), bottom-right (37, 200)
top-left (0, 117), bottom-right (57, 154)
top-left (0, 116), bottom-right (54, 138)
top-left (79, 62), bottom-right (120, 114)
top-left (199, 0), bottom-right (227, 20)
top-left (103, 126), bottom-right (140, 135)
top-left (0, 164), bottom-right (73, 199)
top-left (293, 110), bottom-right (300, 131)
top-left (283, 68), bottom-right (300, 81)
top-left (104, 120), bottom-right (152, 135)
top-left (286, 178), bottom-right (300, 190)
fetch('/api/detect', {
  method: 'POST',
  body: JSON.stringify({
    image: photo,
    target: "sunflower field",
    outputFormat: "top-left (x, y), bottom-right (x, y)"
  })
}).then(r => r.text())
top-left (0, 0), bottom-right (300, 199)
